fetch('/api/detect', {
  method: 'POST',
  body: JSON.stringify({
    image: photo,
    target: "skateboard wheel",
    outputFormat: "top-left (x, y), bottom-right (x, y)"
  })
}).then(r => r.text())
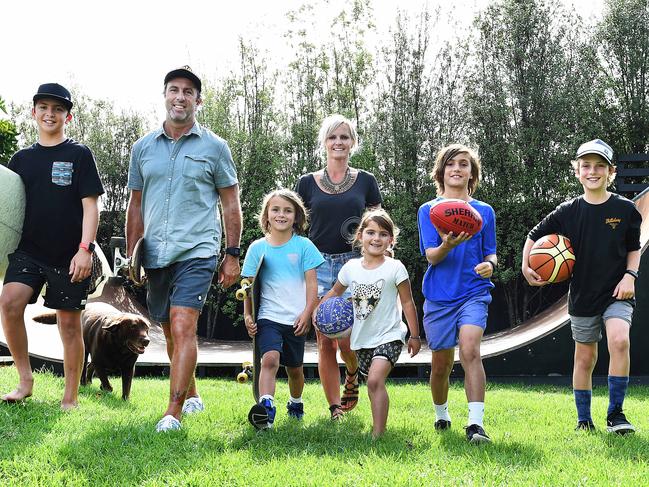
top-left (237, 372), bottom-right (249, 383)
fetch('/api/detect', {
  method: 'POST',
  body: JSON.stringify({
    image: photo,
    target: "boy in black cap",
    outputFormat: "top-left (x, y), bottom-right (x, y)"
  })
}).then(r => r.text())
top-left (0, 83), bottom-right (104, 409)
top-left (522, 139), bottom-right (642, 434)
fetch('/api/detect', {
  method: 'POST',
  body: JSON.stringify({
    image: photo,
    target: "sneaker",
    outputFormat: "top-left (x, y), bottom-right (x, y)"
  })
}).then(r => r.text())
top-left (287, 401), bottom-right (304, 420)
top-left (434, 419), bottom-right (451, 431)
top-left (155, 415), bottom-right (181, 433)
top-left (606, 407), bottom-right (635, 435)
top-left (575, 419), bottom-right (596, 432)
top-left (465, 424), bottom-right (491, 444)
top-left (182, 396), bottom-right (205, 415)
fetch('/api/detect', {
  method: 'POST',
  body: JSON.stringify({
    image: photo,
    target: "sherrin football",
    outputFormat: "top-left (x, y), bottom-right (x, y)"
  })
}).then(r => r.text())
top-left (429, 199), bottom-right (483, 236)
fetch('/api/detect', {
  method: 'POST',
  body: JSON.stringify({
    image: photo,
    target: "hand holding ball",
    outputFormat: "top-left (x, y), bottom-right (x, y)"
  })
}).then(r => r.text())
top-left (429, 199), bottom-right (483, 236)
top-left (528, 234), bottom-right (575, 283)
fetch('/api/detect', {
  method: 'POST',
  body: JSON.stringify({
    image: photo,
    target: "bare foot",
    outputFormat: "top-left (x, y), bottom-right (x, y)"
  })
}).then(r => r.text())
top-left (1, 380), bottom-right (34, 403)
top-left (60, 401), bottom-right (79, 411)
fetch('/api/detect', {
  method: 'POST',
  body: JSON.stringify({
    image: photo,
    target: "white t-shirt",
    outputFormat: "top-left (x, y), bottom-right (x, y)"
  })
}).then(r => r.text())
top-left (337, 257), bottom-right (409, 350)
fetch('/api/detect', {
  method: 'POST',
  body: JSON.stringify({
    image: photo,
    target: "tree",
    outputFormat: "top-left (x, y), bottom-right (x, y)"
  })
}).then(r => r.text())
top-left (0, 96), bottom-right (19, 165)
top-left (465, 0), bottom-right (596, 326)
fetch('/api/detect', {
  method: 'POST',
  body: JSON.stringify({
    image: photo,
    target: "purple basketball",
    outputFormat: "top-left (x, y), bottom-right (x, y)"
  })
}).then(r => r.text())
top-left (315, 297), bottom-right (354, 338)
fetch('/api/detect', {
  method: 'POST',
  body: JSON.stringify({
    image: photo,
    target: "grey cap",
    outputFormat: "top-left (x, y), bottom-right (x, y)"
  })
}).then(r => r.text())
top-left (576, 139), bottom-right (614, 165)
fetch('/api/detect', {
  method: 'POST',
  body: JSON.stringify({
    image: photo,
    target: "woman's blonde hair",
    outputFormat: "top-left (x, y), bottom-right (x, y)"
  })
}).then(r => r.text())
top-left (431, 144), bottom-right (482, 196)
top-left (258, 189), bottom-right (309, 235)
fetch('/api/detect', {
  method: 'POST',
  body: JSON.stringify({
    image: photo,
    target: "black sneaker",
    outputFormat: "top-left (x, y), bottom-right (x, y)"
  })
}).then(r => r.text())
top-left (575, 419), bottom-right (596, 432)
top-left (434, 419), bottom-right (451, 431)
top-left (465, 424), bottom-right (491, 444)
top-left (606, 407), bottom-right (635, 435)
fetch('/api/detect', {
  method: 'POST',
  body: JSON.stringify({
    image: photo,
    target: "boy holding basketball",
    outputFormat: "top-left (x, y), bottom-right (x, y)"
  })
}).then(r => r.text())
top-left (522, 139), bottom-right (642, 434)
top-left (417, 144), bottom-right (497, 444)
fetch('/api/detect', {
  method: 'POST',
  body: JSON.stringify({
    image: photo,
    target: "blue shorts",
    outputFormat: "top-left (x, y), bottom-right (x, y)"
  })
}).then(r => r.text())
top-left (423, 292), bottom-right (492, 351)
top-left (256, 319), bottom-right (306, 367)
top-left (316, 250), bottom-right (359, 298)
top-left (145, 256), bottom-right (217, 323)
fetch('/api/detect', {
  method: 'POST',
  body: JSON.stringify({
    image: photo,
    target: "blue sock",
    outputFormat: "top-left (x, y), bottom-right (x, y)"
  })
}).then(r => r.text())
top-left (607, 376), bottom-right (629, 415)
top-left (574, 389), bottom-right (592, 422)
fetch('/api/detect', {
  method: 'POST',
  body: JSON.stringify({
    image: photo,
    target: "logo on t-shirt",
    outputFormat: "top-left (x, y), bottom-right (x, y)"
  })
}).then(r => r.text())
top-left (52, 161), bottom-right (73, 186)
top-left (351, 279), bottom-right (384, 320)
top-left (605, 217), bottom-right (621, 229)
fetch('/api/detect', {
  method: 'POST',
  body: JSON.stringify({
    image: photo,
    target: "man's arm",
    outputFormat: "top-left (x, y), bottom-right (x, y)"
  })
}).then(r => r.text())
top-left (217, 184), bottom-right (242, 288)
top-left (125, 190), bottom-right (144, 257)
top-left (70, 195), bottom-right (100, 282)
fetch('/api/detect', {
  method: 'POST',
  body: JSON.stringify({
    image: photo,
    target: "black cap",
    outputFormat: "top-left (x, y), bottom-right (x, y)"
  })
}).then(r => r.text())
top-left (33, 83), bottom-right (73, 111)
top-left (164, 65), bottom-right (202, 93)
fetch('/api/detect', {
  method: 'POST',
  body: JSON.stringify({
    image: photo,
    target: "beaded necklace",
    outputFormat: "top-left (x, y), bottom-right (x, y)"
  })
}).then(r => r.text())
top-left (320, 167), bottom-right (356, 194)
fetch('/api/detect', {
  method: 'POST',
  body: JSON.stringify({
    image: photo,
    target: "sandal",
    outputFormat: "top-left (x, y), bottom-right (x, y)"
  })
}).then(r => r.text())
top-left (340, 368), bottom-right (359, 412)
top-left (329, 404), bottom-right (344, 421)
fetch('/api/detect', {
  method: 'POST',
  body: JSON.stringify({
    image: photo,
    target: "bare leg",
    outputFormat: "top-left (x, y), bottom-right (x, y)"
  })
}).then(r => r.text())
top-left (316, 330), bottom-right (342, 407)
top-left (286, 365), bottom-right (305, 399)
top-left (57, 309), bottom-right (84, 410)
top-left (458, 325), bottom-right (485, 402)
top-left (430, 348), bottom-right (454, 405)
top-left (366, 358), bottom-right (393, 439)
top-left (259, 351), bottom-right (280, 398)
top-left (605, 319), bottom-right (630, 376)
top-left (162, 321), bottom-right (199, 398)
top-left (573, 342), bottom-right (598, 390)
top-left (163, 306), bottom-right (199, 421)
top-left (0, 283), bottom-right (35, 401)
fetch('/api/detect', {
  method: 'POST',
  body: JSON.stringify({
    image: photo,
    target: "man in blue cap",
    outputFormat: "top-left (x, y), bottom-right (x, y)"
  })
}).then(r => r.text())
top-left (1, 83), bottom-right (104, 409)
top-left (126, 66), bottom-right (242, 432)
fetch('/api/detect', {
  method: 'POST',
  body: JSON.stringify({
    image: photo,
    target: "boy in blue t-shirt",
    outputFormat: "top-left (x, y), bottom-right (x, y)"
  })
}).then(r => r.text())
top-left (417, 144), bottom-right (497, 444)
top-left (242, 189), bottom-right (324, 429)
top-left (522, 139), bottom-right (642, 434)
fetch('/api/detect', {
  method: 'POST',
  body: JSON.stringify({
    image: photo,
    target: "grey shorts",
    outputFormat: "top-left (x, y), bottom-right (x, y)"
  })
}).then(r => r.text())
top-left (570, 300), bottom-right (634, 343)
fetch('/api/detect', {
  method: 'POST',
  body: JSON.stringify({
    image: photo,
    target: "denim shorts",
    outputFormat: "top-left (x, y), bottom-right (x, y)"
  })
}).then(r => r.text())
top-left (256, 319), bottom-right (306, 367)
top-left (356, 340), bottom-right (403, 376)
top-left (423, 292), bottom-right (492, 351)
top-left (570, 300), bottom-right (634, 343)
top-left (145, 256), bottom-right (217, 323)
top-left (316, 250), bottom-right (359, 298)
top-left (4, 251), bottom-right (91, 310)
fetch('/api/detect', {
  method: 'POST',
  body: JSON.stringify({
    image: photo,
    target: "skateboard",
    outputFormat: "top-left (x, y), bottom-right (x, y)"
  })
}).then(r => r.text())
top-left (235, 254), bottom-right (264, 402)
top-left (237, 361), bottom-right (253, 383)
top-left (111, 236), bottom-right (146, 287)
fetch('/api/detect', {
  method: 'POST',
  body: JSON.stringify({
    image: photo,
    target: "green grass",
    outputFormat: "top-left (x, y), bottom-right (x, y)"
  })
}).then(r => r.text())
top-left (1, 368), bottom-right (648, 486)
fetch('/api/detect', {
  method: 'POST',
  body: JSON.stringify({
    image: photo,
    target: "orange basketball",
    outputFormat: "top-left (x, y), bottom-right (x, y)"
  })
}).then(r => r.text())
top-left (528, 234), bottom-right (575, 283)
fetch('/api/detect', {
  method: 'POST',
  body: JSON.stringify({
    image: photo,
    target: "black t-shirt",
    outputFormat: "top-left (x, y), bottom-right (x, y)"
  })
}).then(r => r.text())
top-left (295, 170), bottom-right (382, 254)
top-left (8, 139), bottom-right (105, 266)
top-left (528, 194), bottom-right (642, 316)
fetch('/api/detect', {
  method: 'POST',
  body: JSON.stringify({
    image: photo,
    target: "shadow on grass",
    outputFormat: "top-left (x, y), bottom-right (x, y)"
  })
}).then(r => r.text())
top-left (599, 431), bottom-right (649, 462)
top-left (437, 429), bottom-right (544, 467)
top-left (78, 384), bottom-right (131, 409)
top-left (0, 399), bottom-right (63, 460)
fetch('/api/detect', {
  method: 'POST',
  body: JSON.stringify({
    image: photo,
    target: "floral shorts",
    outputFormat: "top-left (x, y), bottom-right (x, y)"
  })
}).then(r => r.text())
top-left (356, 340), bottom-right (403, 376)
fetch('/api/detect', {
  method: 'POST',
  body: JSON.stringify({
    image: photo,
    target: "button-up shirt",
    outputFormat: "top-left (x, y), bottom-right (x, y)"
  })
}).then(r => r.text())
top-left (128, 122), bottom-right (238, 268)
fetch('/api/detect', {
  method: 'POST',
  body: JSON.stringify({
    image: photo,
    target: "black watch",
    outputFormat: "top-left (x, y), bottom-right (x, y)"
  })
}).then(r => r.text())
top-left (225, 247), bottom-right (241, 257)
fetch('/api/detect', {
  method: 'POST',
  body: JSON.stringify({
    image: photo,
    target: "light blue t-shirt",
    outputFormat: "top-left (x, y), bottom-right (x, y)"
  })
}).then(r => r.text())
top-left (127, 122), bottom-right (238, 268)
top-left (242, 234), bottom-right (324, 326)
top-left (418, 197), bottom-right (497, 305)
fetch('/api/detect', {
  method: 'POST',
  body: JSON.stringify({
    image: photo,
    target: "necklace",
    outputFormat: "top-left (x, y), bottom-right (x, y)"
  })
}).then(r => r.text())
top-left (320, 167), bottom-right (356, 194)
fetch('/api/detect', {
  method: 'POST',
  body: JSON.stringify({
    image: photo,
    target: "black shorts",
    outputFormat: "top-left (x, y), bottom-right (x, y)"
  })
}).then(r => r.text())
top-left (4, 251), bottom-right (90, 310)
top-left (356, 340), bottom-right (403, 376)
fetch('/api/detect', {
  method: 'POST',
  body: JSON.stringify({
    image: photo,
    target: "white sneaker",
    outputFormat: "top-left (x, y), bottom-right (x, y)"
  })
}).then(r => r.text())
top-left (155, 415), bottom-right (181, 432)
top-left (182, 396), bottom-right (205, 415)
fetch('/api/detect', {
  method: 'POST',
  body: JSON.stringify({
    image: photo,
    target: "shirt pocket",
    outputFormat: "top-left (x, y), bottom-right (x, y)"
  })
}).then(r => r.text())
top-left (182, 155), bottom-right (209, 181)
top-left (52, 161), bottom-right (74, 186)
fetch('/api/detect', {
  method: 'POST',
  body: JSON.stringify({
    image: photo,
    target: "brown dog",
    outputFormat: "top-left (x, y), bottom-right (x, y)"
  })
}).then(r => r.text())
top-left (33, 302), bottom-right (150, 400)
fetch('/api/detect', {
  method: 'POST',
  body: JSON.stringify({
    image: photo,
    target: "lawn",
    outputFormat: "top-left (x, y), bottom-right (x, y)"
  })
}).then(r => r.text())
top-left (0, 368), bottom-right (648, 486)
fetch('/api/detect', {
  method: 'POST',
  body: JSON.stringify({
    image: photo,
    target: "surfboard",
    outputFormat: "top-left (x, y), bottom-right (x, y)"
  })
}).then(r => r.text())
top-left (0, 164), bottom-right (25, 279)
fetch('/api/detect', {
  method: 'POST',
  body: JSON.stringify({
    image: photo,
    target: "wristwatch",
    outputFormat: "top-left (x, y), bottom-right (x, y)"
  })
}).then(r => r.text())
top-left (79, 242), bottom-right (96, 253)
top-left (225, 247), bottom-right (241, 257)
